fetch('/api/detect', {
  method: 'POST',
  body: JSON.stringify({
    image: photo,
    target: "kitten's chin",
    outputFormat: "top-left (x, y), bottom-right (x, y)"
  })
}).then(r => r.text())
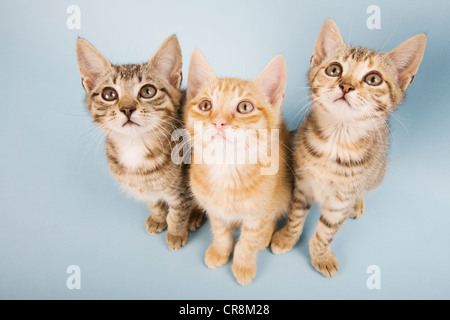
top-left (333, 97), bottom-right (352, 108)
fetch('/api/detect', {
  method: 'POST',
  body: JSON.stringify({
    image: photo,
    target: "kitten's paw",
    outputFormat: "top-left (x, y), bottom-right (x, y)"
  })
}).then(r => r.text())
top-left (311, 250), bottom-right (340, 278)
top-left (270, 228), bottom-right (298, 254)
top-left (205, 245), bottom-right (230, 269)
top-left (188, 207), bottom-right (206, 231)
top-left (146, 215), bottom-right (168, 235)
top-left (232, 262), bottom-right (257, 286)
top-left (350, 198), bottom-right (365, 219)
top-left (166, 231), bottom-right (188, 251)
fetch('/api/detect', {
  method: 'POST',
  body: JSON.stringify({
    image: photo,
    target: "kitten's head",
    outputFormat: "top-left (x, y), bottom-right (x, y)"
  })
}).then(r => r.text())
top-left (76, 35), bottom-right (183, 136)
top-left (184, 49), bottom-right (286, 155)
top-left (309, 19), bottom-right (426, 120)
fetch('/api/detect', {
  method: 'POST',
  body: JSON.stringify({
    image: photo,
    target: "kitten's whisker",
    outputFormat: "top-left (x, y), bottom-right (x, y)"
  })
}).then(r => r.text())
top-left (93, 133), bottom-right (107, 169)
top-left (389, 110), bottom-right (408, 133)
top-left (78, 127), bottom-right (105, 173)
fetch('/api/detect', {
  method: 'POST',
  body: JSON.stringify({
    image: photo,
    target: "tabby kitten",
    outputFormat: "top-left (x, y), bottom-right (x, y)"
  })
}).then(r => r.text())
top-left (185, 50), bottom-right (292, 285)
top-left (271, 20), bottom-right (426, 277)
top-left (76, 35), bottom-right (204, 250)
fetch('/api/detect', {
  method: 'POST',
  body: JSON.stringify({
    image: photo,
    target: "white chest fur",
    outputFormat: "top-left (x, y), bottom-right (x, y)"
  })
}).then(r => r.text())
top-left (115, 137), bottom-right (148, 170)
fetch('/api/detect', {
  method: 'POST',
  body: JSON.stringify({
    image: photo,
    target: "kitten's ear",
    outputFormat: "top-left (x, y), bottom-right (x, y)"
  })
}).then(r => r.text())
top-left (187, 49), bottom-right (216, 101)
top-left (311, 19), bottom-right (345, 67)
top-left (253, 55), bottom-right (287, 109)
top-left (76, 38), bottom-right (111, 91)
top-left (387, 34), bottom-right (427, 91)
top-left (149, 35), bottom-right (183, 88)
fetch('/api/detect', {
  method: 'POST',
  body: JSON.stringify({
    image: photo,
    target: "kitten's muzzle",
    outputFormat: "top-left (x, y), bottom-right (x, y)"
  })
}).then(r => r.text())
top-left (120, 106), bottom-right (136, 120)
top-left (339, 83), bottom-right (355, 94)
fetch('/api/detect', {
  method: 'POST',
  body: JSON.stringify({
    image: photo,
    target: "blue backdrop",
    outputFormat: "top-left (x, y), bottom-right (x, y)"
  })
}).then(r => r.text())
top-left (1, 0), bottom-right (449, 299)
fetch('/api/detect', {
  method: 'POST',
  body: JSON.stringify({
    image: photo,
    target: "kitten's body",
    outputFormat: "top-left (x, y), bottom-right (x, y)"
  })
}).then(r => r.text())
top-left (185, 52), bottom-right (292, 285)
top-left (77, 36), bottom-right (203, 250)
top-left (271, 20), bottom-right (426, 277)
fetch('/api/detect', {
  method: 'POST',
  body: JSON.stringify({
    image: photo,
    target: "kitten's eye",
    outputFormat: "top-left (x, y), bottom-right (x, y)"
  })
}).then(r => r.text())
top-left (140, 84), bottom-right (157, 99)
top-left (364, 72), bottom-right (383, 86)
top-left (101, 87), bottom-right (118, 101)
top-left (198, 99), bottom-right (212, 111)
top-left (237, 101), bottom-right (254, 114)
top-left (325, 63), bottom-right (343, 77)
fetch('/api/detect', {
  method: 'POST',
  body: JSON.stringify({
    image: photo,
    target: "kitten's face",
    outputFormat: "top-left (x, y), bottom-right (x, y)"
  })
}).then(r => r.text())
top-left (185, 50), bottom-right (286, 162)
top-left (185, 78), bottom-right (276, 146)
top-left (86, 64), bottom-right (178, 136)
top-left (309, 19), bottom-right (426, 121)
top-left (77, 35), bottom-right (183, 138)
top-left (309, 47), bottom-right (402, 120)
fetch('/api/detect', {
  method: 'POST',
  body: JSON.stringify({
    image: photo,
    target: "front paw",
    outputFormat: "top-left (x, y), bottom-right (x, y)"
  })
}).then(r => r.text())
top-left (188, 207), bottom-right (206, 231)
top-left (350, 198), bottom-right (365, 219)
top-left (270, 228), bottom-right (299, 254)
top-left (166, 231), bottom-right (188, 251)
top-left (205, 245), bottom-right (230, 269)
top-left (232, 261), bottom-right (257, 286)
top-left (311, 249), bottom-right (340, 278)
top-left (146, 215), bottom-right (167, 234)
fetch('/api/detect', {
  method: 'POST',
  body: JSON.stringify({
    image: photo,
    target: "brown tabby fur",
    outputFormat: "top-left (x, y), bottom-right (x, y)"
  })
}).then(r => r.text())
top-left (271, 20), bottom-right (426, 277)
top-left (76, 35), bottom-right (204, 251)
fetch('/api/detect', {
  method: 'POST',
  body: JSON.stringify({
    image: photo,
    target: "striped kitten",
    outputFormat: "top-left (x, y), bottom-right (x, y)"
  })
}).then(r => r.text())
top-left (76, 35), bottom-right (204, 250)
top-left (185, 50), bottom-right (292, 285)
top-left (271, 20), bottom-right (426, 277)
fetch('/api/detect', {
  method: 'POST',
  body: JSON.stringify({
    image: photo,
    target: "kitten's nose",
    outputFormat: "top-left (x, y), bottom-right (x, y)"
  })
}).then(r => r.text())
top-left (120, 106), bottom-right (136, 119)
top-left (212, 119), bottom-right (227, 130)
top-left (340, 83), bottom-right (355, 94)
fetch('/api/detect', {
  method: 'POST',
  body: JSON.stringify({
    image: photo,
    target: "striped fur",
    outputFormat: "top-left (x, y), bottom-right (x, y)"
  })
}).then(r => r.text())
top-left (185, 51), bottom-right (293, 285)
top-left (271, 20), bottom-right (426, 277)
top-left (76, 36), bottom-right (204, 251)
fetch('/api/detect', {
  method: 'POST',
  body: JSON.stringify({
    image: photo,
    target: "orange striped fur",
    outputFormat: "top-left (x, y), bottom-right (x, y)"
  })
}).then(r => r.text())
top-left (185, 50), bottom-right (293, 285)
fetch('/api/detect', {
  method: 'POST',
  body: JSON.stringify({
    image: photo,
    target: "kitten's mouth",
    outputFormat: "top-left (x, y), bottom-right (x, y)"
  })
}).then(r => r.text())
top-left (122, 120), bottom-right (140, 127)
top-left (212, 131), bottom-right (225, 139)
top-left (334, 96), bottom-right (351, 107)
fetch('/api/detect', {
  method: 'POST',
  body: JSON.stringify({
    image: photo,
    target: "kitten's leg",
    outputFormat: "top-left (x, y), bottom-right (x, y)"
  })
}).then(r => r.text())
top-left (165, 195), bottom-right (192, 251)
top-left (232, 219), bottom-right (269, 286)
top-left (350, 197), bottom-right (365, 219)
top-left (309, 204), bottom-right (350, 277)
top-left (188, 205), bottom-right (206, 231)
top-left (271, 179), bottom-right (312, 254)
top-left (261, 219), bottom-right (277, 250)
top-left (146, 201), bottom-right (168, 234)
top-left (205, 216), bottom-right (235, 269)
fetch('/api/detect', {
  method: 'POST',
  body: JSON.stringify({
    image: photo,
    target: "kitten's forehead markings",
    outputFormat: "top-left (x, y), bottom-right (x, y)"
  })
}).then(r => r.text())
top-left (335, 56), bottom-right (379, 82)
top-left (208, 82), bottom-right (248, 112)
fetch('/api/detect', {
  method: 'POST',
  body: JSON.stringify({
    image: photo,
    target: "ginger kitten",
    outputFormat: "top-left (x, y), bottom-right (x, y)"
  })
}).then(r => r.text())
top-left (185, 50), bottom-right (292, 285)
top-left (76, 35), bottom-right (204, 250)
top-left (271, 20), bottom-right (426, 277)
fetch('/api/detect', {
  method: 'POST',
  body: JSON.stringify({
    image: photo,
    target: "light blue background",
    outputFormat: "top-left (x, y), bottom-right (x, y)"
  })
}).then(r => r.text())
top-left (1, 0), bottom-right (449, 299)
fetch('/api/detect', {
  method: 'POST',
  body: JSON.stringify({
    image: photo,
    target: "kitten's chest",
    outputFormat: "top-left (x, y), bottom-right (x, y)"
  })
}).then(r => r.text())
top-left (115, 138), bottom-right (149, 170)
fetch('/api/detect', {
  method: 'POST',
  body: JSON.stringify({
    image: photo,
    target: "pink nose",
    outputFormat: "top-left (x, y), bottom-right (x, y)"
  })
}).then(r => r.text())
top-left (212, 119), bottom-right (227, 129)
